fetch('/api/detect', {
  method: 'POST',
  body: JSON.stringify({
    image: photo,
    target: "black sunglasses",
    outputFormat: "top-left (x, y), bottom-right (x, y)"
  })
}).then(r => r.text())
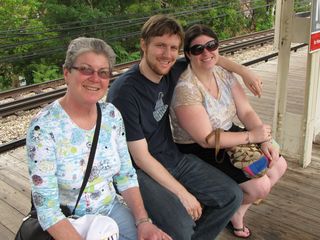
top-left (188, 40), bottom-right (219, 56)
top-left (71, 65), bottom-right (111, 79)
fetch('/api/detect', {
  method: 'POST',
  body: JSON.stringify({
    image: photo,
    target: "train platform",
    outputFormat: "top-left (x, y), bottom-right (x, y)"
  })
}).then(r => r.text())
top-left (1, 46), bottom-right (320, 240)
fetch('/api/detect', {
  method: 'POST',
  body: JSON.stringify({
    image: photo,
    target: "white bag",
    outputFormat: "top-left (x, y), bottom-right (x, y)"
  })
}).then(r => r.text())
top-left (69, 215), bottom-right (119, 240)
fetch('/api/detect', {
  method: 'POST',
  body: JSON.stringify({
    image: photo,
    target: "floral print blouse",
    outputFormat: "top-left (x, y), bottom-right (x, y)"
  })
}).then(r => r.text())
top-left (27, 100), bottom-right (138, 230)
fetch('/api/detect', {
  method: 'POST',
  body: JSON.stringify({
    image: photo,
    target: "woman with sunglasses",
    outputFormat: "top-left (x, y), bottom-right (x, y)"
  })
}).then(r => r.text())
top-left (26, 37), bottom-right (171, 240)
top-left (170, 24), bottom-right (287, 238)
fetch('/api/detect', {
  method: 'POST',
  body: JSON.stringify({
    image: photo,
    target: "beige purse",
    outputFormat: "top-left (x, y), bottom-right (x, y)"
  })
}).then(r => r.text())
top-left (205, 128), bottom-right (270, 178)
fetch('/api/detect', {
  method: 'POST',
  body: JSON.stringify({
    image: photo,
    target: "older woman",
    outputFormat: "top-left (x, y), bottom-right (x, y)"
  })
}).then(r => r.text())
top-left (170, 25), bottom-right (287, 238)
top-left (27, 37), bottom-right (171, 240)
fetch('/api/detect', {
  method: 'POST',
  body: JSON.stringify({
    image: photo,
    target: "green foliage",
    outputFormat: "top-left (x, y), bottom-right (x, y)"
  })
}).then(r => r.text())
top-left (0, 64), bottom-right (16, 91)
top-left (204, 1), bottom-right (248, 40)
top-left (1, 0), bottom-right (307, 92)
top-left (112, 43), bottom-right (140, 63)
top-left (41, 2), bottom-right (109, 24)
top-left (294, 0), bottom-right (311, 13)
top-left (247, 0), bottom-right (276, 31)
top-left (126, 1), bottom-right (162, 14)
top-left (0, 0), bottom-right (49, 89)
top-left (31, 62), bottom-right (62, 84)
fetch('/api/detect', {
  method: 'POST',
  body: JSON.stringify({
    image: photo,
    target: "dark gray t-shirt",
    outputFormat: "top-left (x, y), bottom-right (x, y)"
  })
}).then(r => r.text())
top-left (107, 60), bottom-right (187, 169)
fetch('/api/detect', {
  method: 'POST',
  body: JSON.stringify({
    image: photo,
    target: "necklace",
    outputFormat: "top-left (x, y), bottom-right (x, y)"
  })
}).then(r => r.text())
top-left (194, 69), bottom-right (221, 99)
top-left (207, 76), bottom-right (213, 91)
top-left (208, 73), bottom-right (221, 99)
top-left (198, 74), bottom-right (213, 92)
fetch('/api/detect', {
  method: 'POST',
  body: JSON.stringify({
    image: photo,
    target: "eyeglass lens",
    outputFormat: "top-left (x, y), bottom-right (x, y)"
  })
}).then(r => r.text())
top-left (72, 66), bottom-right (111, 79)
top-left (189, 40), bottom-right (219, 56)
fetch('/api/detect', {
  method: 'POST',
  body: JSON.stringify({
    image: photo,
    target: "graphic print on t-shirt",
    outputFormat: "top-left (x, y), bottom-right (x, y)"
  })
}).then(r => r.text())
top-left (153, 92), bottom-right (168, 122)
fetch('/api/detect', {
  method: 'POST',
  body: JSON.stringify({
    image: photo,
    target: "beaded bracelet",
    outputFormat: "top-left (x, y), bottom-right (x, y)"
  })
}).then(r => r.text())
top-left (135, 217), bottom-right (153, 227)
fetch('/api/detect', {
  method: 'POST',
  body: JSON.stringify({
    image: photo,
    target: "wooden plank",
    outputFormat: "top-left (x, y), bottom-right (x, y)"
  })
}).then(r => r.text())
top-left (310, 154), bottom-right (320, 169)
top-left (247, 200), bottom-right (320, 238)
top-left (283, 168), bottom-right (320, 189)
top-left (218, 203), bottom-right (319, 240)
top-left (286, 167), bottom-right (320, 184)
top-left (0, 179), bottom-right (30, 215)
top-left (244, 211), bottom-right (318, 240)
top-left (269, 185), bottom-right (320, 223)
top-left (8, 147), bottom-right (27, 163)
top-left (0, 199), bottom-right (25, 236)
top-left (0, 169), bottom-right (30, 198)
top-left (0, 151), bottom-right (29, 179)
top-left (0, 223), bottom-right (14, 240)
top-left (0, 148), bottom-right (30, 240)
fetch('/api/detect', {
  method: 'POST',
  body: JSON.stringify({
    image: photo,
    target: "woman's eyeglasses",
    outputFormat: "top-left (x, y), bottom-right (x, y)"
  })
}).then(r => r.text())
top-left (188, 40), bottom-right (219, 56)
top-left (71, 66), bottom-right (111, 79)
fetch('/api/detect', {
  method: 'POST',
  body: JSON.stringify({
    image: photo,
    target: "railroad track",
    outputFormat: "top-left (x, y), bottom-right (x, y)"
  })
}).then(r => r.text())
top-left (0, 29), bottom-right (274, 106)
top-left (219, 29), bottom-right (274, 54)
top-left (0, 60), bottom-right (139, 117)
top-left (3, 30), bottom-right (307, 153)
top-left (0, 61), bottom-right (138, 102)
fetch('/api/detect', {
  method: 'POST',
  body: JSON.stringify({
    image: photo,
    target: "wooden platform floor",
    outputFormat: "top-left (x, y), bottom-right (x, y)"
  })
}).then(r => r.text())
top-left (1, 46), bottom-right (320, 239)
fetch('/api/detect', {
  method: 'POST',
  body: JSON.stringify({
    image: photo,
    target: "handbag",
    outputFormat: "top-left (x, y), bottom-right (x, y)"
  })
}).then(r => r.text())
top-left (206, 126), bottom-right (271, 178)
top-left (226, 142), bottom-right (270, 178)
top-left (15, 102), bottom-right (102, 240)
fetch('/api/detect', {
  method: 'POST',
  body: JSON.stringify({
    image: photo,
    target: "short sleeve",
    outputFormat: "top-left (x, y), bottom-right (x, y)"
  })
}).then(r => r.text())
top-left (172, 68), bottom-right (203, 109)
top-left (109, 85), bottom-right (143, 142)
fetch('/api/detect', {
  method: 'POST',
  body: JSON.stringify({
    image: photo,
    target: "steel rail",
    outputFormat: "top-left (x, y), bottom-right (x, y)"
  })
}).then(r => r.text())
top-left (220, 35), bottom-right (274, 55)
top-left (0, 79), bottom-right (65, 100)
top-left (0, 71), bottom-right (133, 118)
top-left (221, 29), bottom-right (274, 45)
top-left (0, 88), bottom-right (66, 117)
top-left (0, 61), bottom-right (139, 101)
top-left (0, 139), bottom-right (26, 153)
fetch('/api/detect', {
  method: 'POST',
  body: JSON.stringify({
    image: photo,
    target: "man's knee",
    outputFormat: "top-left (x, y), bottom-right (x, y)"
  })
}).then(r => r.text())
top-left (137, 170), bottom-right (195, 239)
top-left (233, 184), bottom-right (243, 207)
top-left (224, 181), bottom-right (243, 209)
top-left (156, 216), bottom-right (194, 240)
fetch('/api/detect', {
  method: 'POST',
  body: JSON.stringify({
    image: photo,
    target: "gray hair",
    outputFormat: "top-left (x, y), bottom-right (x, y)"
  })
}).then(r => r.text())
top-left (63, 37), bottom-right (116, 71)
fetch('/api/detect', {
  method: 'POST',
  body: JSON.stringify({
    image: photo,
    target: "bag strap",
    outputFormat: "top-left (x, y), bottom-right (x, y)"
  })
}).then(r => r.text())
top-left (214, 129), bottom-right (221, 158)
top-left (205, 128), bottom-right (222, 161)
top-left (71, 102), bottom-right (101, 215)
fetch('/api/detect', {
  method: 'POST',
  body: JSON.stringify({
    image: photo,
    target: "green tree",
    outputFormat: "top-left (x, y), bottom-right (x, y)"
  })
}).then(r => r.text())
top-left (244, 0), bottom-right (275, 31)
top-left (0, 0), bottom-right (60, 89)
top-left (1, 0), bottom-right (286, 91)
top-left (32, 62), bottom-right (61, 83)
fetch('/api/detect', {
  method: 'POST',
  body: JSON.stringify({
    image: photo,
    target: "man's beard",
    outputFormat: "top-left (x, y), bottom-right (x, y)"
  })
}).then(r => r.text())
top-left (145, 55), bottom-right (172, 76)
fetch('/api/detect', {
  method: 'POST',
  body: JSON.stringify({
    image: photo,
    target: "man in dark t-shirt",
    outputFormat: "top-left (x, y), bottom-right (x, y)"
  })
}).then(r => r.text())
top-left (109, 60), bottom-right (186, 169)
top-left (108, 15), bottom-right (260, 240)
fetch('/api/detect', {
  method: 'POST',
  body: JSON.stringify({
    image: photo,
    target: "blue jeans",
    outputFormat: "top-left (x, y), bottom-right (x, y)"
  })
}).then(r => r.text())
top-left (108, 198), bottom-right (137, 240)
top-left (137, 154), bottom-right (243, 240)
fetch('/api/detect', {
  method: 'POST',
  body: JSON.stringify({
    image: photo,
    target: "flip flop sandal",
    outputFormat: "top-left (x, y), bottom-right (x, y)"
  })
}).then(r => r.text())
top-left (232, 225), bottom-right (251, 239)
